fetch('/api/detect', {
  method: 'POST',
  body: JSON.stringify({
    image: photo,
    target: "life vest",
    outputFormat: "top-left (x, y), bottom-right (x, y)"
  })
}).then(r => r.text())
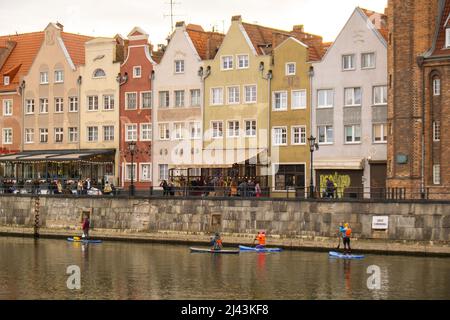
top-left (345, 228), bottom-right (352, 237)
top-left (257, 234), bottom-right (266, 245)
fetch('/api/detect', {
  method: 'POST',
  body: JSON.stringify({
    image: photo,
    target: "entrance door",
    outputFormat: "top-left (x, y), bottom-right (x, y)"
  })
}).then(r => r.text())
top-left (370, 163), bottom-right (387, 199)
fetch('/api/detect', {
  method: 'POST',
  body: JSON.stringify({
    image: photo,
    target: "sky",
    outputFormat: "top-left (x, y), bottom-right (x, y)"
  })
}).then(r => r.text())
top-left (0, 0), bottom-right (388, 44)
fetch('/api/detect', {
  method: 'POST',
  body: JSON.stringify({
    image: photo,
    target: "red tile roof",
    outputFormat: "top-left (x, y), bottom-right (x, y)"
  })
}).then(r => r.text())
top-left (360, 7), bottom-right (389, 42)
top-left (186, 24), bottom-right (225, 60)
top-left (60, 32), bottom-right (94, 66)
top-left (0, 31), bottom-right (44, 91)
top-left (431, 0), bottom-right (450, 56)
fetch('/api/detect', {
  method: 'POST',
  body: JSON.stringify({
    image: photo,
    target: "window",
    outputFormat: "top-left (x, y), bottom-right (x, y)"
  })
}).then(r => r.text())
top-left (25, 99), bottom-right (34, 114)
top-left (159, 123), bottom-right (170, 140)
top-left (237, 55), bottom-right (249, 69)
top-left (244, 85), bottom-right (257, 103)
top-left (140, 163), bottom-right (152, 181)
top-left (446, 28), bottom-right (450, 48)
top-left (227, 86), bottom-right (240, 104)
top-left (433, 121), bottom-right (440, 141)
top-left (3, 76), bottom-right (9, 86)
top-left (361, 52), bottom-right (375, 69)
top-left (345, 125), bottom-right (361, 143)
top-left (54, 127), bottom-right (63, 143)
top-left (273, 127), bottom-right (287, 146)
top-left (2, 128), bottom-right (12, 144)
top-left (433, 78), bottom-right (441, 96)
top-left (292, 90), bottom-right (307, 109)
top-left (140, 123), bottom-right (152, 141)
top-left (3, 99), bottom-right (12, 116)
top-left (211, 121), bottom-right (223, 138)
top-left (274, 164), bottom-right (305, 191)
top-left (318, 125), bottom-right (333, 144)
top-left (228, 121), bottom-right (240, 137)
top-left (39, 128), bottom-right (48, 143)
top-left (373, 124), bottom-right (387, 143)
top-left (175, 60), bottom-right (185, 73)
top-left (292, 126), bottom-right (306, 145)
top-left (159, 91), bottom-right (169, 108)
top-left (173, 123), bottom-right (185, 140)
top-left (40, 98), bottom-right (48, 113)
top-left (317, 89), bottom-right (333, 108)
top-left (273, 91), bottom-right (288, 110)
top-left (68, 127), bottom-right (78, 143)
top-left (55, 98), bottom-right (64, 112)
top-left (101, 126), bottom-right (114, 142)
top-left (211, 88), bottom-right (223, 105)
top-left (141, 92), bottom-right (152, 109)
top-left (126, 92), bottom-right (137, 110)
top-left (133, 66), bottom-right (142, 78)
top-left (93, 68), bottom-right (106, 78)
top-left (373, 86), bottom-right (387, 105)
top-left (103, 95), bottom-right (114, 110)
top-left (69, 97), bottom-right (78, 112)
top-left (189, 122), bottom-right (201, 139)
top-left (245, 120), bottom-right (257, 137)
top-left (25, 128), bottom-right (34, 144)
top-left (159, 164), bottom-right (168, 181)
top-left (125, 164), bottom-right (137, 181)
top-left (433, 164), bottom-right (441, 185)
top-left (87, 96), bottom-right (98, 111)
top-left (190, 89), bottom-right (201, 107)
top-left (87, 126), bottom-right (98, 142)
top-left (221, 56), bottom-right (233, 70)
top-left (174, 90), bottom-right (185, 107)
top-left (40, 72), bottom-right (48, 84)
top-left (286, 63), bottom-right (296, 76)
top-left (54, 70), bottom-right (64, 83)
top-left (344, 87), bottom-right (362, 106)
top-left (125, 124), bottom-right (137, 141)
top-left (342, 54), bottom-right (355, 70)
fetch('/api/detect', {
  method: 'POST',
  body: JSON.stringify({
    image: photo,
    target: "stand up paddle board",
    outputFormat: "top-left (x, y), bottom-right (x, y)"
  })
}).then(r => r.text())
top-left (190, 247), bottom-right (239, 254)
top-left (329, 251), bottom-right (364, 259)
top-left (67, 237), bottom-right (103, 244)
top-left (239, 245), bottom-right (282, 252)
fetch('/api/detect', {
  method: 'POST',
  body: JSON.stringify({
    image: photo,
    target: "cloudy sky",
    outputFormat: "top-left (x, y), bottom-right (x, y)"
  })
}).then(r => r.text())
top-left (0, 0), bottom-right (387, 44)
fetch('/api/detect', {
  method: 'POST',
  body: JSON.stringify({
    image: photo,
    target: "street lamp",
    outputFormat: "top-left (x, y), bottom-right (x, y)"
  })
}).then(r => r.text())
top-left (308, 135), bottom-right (319, 199)
top-left (128, 141), bottom-right (137, 196)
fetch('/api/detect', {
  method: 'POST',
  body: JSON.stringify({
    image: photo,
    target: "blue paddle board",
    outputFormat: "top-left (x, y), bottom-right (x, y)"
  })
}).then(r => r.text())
top-left (239, 245), bottom-right (282, 252)
top-left (67, 237), bottom-right (102, 244)
top-left (329, 251), bottom-right (364, 259)
top-left (190, 247), bottom-right (239, 254)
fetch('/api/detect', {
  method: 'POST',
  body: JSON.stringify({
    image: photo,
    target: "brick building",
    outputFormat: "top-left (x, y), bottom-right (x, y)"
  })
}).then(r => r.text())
top-left (387, 0), bottom-right (449, 199)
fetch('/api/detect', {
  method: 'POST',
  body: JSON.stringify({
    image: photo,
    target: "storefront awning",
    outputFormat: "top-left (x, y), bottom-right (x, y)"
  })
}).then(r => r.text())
top-left (169, 148), bottom-right (267, 169)
top-left (0, 149), bottom-right (115, 163)
top-left (314, 158), bottom-right (365, 170)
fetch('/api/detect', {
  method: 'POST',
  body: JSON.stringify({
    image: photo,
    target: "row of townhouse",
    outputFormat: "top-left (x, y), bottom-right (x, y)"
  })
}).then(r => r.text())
top-left (0, 7), bottom-right (390, 197)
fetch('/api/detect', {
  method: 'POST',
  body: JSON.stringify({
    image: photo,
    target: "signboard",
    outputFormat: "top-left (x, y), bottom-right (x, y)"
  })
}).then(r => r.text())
top-left (372, 216), bottom-right (389, 230)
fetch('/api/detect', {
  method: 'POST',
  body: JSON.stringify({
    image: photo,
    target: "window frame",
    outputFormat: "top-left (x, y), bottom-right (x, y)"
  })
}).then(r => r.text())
top-left (139, 163), bottom-right (152, 182)
top-left (40, 72), bottom-right (49, 84)
top-left (54, 70), bottom-right (64, 83)
top-left (244, 119), bottom-right (257, 137)
top-left (125, 123), bottom-right (138, 142)
top-left (2, 128), bottom-right (13, 144)
top-left (103, 95), bottom-right (115, 111)
top-left (244, 84), bottom-right (257, 104)
top-left (174, 60), bottom-right (185, 74)
top-left (433, 121), bottom-right (440, 142)
top-left (433, 78), bottom-right (441, 96)
top-left (39, 98), bottom-right (48, 114)
top-left (373, 86), bottom-right (388, 105)
top-left (361, 52), bottom-right (376, 69)
top-left (433, 164), bottom-right (441, 185)
top-left (273, 91), bottom-right (288, 111)
top-left (159, 91), bottom-right (170, 108)
top-left (272, 126), bottom-right (288, 146)
top-left (318, 125), bottom-right (334, 145)
top-left (342, 54), bottom-right (355, 71)
top-left (227, 86), bottom-right (240, 105)
top-left (125, 92), bottom-right (138, 110)
top-left (172, 122), bottom-right (185, 140)
top-left (446, 28), bottom-right (450, 48)
top-left (103, 125), bottom-right (115, 142)
top-left (39, 128), bottom-right (49, 143)
top-left (190, 89), bottom-right (201, 107)
top-left (221, 55), bottom-right (234, 71)
top-left (25, 128), bottom-right (34, 144)
top-left (344, 87), bottom-right (362, 107)
top-left (140, 91), bottom-right (152, 109)
top-left (68, 127), bottom-right (78, 143)
top-left (87, 126), bottom-right (99, 142)
top-left (54, 127), bottom-right (64, 143)
top-left (317, 89), bottom-right (334, 108)
top-left (54, 97), bottom-right (64, 113)
top-left (125, 163), bottom-right (138, 181)
top-left (291, 125), bottom-right (307, 145)
top-left (236, 54), bottom-right (249, 69)
top-left (285, 62), bottom-right (296, 76)
top-left (158, 123), bottom-right (171, 141)
top-left (140, 123), bottom-right (152, 141)
top-left (227, 120), bottom-right (240, 138)
top-left (189, 122), bottom-right (202, 140)
top-left (373, 123), bottom-right (387, 144)
top-left (133, 66), bottom-right (142, 78)
top-left (69, 96), bottom-right (78, 112)
top-left (174, 90), bottom-right (185, 108)
top-left (211, 121), bottom-right (224, 139)
top-left (3, 99), bottom-right (13, 116)
top-left (210, 87), bottom-right (224, 106)
top-left (158, 164), bottom-right (169, 181)
top-left (291, 89), bottom-right (307, 110)
top-left (93, 68), bottom-right (106, 78)
top-left (87, 95), bottom-right (99, 112)
top-left (344, 124), bottom-right (362, 144)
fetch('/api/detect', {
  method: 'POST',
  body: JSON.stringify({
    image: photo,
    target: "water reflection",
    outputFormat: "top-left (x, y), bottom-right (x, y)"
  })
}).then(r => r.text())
top-left (0, 237), bottom-right (449, 300)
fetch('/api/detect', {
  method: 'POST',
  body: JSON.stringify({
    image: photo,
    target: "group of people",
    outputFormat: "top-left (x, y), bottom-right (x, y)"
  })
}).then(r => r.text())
top-left (209, 230), bottom-right (266, 251)
top-left (339, 222), bottom-right (352, 254)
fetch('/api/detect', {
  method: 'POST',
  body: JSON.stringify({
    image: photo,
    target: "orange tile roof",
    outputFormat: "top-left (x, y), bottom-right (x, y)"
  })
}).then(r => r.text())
top-left (360, 7), bottom-right (388, 42)
top-left (186, 25), bottom-right (225, 60)
top-left (431, 0), bottom-right (450, 56)
top-left (60, 32), bottom-right (94, 66)
top-left (242, 22), bottom-right (325, 61)
top-left (0, 31), bottom-right (44, 91)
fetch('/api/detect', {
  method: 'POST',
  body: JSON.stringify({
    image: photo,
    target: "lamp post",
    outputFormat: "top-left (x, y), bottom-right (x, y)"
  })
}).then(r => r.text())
top-left (308, 135), bottom-right (319, 198)
top-left (128, 141), bottom-right (137, 196)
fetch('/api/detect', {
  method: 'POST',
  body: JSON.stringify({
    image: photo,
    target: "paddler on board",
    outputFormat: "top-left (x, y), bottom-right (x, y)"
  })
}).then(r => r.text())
top-left (254, 231), bottom-right (266, 249)
top-left (210, 232), bottom-right (223, 251)
top-left (342, 223), bottom-right (352, 254)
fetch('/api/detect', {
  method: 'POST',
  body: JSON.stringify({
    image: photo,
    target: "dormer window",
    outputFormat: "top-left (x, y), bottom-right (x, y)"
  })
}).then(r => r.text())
top-left (3, 76), bottom-right (10, 86)
top-left (133, 66), bottom-right (142, 78)
top-left (93, 68), bottom-right (106, 78)
top-left (446, 28), bottom-right (450, 48)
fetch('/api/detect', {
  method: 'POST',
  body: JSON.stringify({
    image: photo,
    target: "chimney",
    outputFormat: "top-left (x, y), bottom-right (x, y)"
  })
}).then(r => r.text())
top-left (231, 15), bottom-right (242, 23)
top-left (56, 22), bottom-right (64, 31)
top-left (293, 25), bottom-right (304, 33)
top-left (175, 21), bottom-right (186, 29)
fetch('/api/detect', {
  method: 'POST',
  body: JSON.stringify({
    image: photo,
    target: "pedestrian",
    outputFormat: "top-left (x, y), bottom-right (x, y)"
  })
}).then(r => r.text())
top-left (82, 215), bottom-right (90, 239)
top-left (255, 181), bottom-right (262, 198)
top-left (160, 180), bottom-right (168, 196)
top-left (77, 180), bottom-right (83, 195)
top-left (326, 178), bottom-right (335, 198)
top-left (103, 181), bottom-right (113, 196)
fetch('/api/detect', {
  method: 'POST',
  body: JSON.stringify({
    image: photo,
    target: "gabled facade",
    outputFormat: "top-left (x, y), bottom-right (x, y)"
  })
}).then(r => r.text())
top-left (312, 8), bottom-right (388, 199)
top-left (79, 36), bottom-right (123, 185)
top-left (0, 32), bottom-right (44, 156)
top-left (202, 16), bottom-right (273, 186)
top-left (119, 27), bottom-right (156, 191)
top-left (387, 0), bottom-right (449, 199)
top-left (153, 22), bottom-right (224, 185)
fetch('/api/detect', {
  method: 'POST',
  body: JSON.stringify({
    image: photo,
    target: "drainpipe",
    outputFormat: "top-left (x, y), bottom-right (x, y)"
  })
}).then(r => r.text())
top-left (199, 65), bottom-right (211, 166)
top-left (77, 75), bottom-right (82, 151)
top-left (19, 80), bottom-right (26, 152)
top-left (308, 65), bottom-right (315, 195)
top-left (417, 56), bottom-right (425, 199)
top-left (150, 69), bottom-right (155, 190)
top-left (117, 72), bottom-right (128, 188)
top-left (259, 61), bottom-right (272, 190)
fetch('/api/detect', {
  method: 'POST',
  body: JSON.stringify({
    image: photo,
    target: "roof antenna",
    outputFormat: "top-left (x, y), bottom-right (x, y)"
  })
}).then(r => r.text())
top-left (164, 0), bottom-right (183, 33)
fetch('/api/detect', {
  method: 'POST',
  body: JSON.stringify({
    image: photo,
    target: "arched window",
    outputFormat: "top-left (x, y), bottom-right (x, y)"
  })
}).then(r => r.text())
top-left (93, 69), bottom-right (106, 78)
top-left (432, 76), bottom-right (441, 96)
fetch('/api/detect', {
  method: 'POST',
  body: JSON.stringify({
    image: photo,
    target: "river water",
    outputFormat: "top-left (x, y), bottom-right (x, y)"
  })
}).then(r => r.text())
top-left (0, 236), bottom-right (449, 300)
